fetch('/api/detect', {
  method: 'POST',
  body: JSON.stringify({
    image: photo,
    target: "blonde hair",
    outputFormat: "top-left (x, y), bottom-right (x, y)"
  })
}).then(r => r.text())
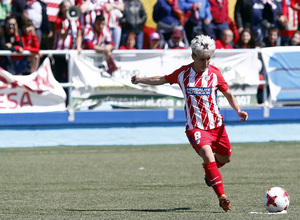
top-left (191, 35), bottom-right (216, 57)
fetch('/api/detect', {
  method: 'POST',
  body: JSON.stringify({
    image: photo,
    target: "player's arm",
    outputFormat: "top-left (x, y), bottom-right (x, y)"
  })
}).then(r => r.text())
top-left (131, 75), bottom-right (168, 86)
top-left (222, 89), bottom-right (248, 122)
top-left (76, 29), bottom-right (82, 52)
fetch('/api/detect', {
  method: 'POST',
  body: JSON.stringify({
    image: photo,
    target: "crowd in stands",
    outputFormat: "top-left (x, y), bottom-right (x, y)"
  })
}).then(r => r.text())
top-left (0, 0), bottom-right (300, 78)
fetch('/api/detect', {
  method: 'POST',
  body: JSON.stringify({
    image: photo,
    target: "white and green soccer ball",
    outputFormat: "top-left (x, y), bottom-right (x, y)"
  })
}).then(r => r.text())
top-left (263, 187), bottom-right (290, 213)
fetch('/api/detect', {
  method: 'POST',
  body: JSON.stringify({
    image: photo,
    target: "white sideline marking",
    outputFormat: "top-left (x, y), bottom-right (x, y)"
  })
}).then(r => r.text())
top-left (248, 210), bottom-right (287, 214)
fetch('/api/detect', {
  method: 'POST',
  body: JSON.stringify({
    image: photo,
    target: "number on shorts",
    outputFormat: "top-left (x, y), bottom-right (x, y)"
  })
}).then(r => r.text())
top-left (194, 131), bottom-right (201, 145)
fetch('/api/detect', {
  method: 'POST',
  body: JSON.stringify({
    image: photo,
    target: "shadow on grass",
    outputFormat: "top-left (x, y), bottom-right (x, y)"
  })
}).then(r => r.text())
top-left (66, 207), bottom-right (223, 214)
top-left (67, 207), bottom-right (197, 213)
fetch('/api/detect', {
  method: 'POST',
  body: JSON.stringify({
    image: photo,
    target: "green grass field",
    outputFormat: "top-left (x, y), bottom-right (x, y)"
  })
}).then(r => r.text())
top-left (0, 142), bottom-right (299, 220)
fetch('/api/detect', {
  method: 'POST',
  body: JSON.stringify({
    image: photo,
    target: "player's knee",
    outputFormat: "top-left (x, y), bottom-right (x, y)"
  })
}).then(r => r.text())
top-left (216, 154), bottom-right (231, 164)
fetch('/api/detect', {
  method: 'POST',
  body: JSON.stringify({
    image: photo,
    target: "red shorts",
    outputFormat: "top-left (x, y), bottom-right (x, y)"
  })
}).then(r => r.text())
top-left (186, 124), bottom-right (231, 156)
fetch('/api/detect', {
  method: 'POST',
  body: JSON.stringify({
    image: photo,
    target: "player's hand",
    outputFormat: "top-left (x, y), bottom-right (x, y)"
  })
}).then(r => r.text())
top-left (18, 47), bottom-right (24, 53)
top-left (5, 42), bottom-right (12, 48)
top-left (77, 46), bottom-right (82, 54)
top-left (131, 75), bottom-right (139, 84)
top-left (103, 45), bottom-right (113, 57)
top-left (238, 111), bottom-right (248, 122)
top-left (30, 26), bottom-right (36, 35)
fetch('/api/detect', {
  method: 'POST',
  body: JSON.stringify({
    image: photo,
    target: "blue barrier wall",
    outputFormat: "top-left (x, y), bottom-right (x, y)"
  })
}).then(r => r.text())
top-left (0, 107), bottom-right (299, 148)
top-left (0, 107), bottom-right (299, 127)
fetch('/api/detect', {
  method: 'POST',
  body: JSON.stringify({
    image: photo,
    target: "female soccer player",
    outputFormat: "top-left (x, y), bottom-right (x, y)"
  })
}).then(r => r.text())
top-left (131, 35), bottom-right (248, 212)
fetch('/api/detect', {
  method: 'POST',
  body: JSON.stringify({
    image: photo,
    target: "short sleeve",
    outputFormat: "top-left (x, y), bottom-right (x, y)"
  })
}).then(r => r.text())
top-left (216, 70), bottom-right (229, 92)
top-left (164, 68), bottom-right (184, 84)
top-left (164, 72), bottom-right (178, 84)
top-left (165, 64), bottom-right (192, 84)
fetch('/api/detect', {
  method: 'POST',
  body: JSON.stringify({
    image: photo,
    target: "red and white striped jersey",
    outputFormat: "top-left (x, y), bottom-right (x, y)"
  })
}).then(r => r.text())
top-left (53, 18), bottom-right (82, 49)
top-left (83, 24), bottom-right (114, 47)
top-left (281, 0), bottom-right (299, 40)
top-left (80, 0), bottom-right (106, 26)
top-left (165, 64), bottom-right (229, 131)
top-left (106, 0), bottom-right (123, 28)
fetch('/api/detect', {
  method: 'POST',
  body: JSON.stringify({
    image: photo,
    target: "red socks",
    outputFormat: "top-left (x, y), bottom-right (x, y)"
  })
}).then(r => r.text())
top-left (203, 161), bottom-right (225, 198)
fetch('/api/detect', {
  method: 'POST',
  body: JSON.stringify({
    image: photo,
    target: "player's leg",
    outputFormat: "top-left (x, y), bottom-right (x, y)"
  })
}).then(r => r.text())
top-left (186, 128), bottom-right (231, 211)
top-left (199, 145), bottom-right (231, 212)
top-left (199, 145), bottom-right (225, 197)
top-left (186, 129), bottom-right (224, 192)
top-left (197, 144), bottom-right (215, 163)
top-left (213, 124), bottom-right (232, 168)
top-left (205, 126), bottom-right (231, 184)
top-left (212, 125), bottom-right (232, 211)
top-left (204, 154), bottom-right (230, 187)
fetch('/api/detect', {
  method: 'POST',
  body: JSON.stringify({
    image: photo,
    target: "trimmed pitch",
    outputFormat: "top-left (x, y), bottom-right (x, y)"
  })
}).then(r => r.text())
top-left (0, 142), bottom-right (299, 219)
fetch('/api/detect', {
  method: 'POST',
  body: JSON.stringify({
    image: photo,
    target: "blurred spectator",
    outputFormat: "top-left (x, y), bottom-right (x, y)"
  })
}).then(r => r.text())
top-left (0, 0), bottom-right (11, 26)
top-left (234, 0), bottom-right (284, 45)
top-left (153, 0), bottom-right (188, 48)
top-left (120, 0), bottom-right (147, 49)
top-left (234, 0), bottom-right (253, 37)
top-left (208, 0), bottom-right (230, 40)
top-left (83, 14), bottom-right (114, 55)
top-left (215, 28), bottom-right (234, 49)
top-left (21, 19), bottom-right (41, 73)
top-left (167, 28), bottom-right (185, 49)
top-left (263, 0), bottom-right (286, 45)
top-left (290, 0), bottom-right (300, 31)
top-left (119, 32), bottom-right (137, 49)
top-left (277, 1), bottom-right (297, 45)
top-left (234, 28), bottom-right (257, 48)
top-left (148, 32), bottom-right (162, 49)
top-left (0, 15), bottom-right (24, 74)
top-left (83, 14), bottom-right (118, 74)
top-left (53, 0), bottom-right (82, 51)
top-left (53, 0), bottom-right (82, 82)
top-left (285, 30), bottom-right (300, 45)
top-left (11, 0), bottom-right (26, 28)
top-left (80, 0), bottom-right (105, 27)
top-left (260, 27), bottom-right (280, 47)
top-left (181, 0), bottom-right (213, 43)
top-left (104, 0), bottom-right (124, 49)
top-left (40, 0), bottom-right (83, 49)
top-left (0, 16), bottom-right (22, 52)
top-left (22, 0), bottom-right (51, 44)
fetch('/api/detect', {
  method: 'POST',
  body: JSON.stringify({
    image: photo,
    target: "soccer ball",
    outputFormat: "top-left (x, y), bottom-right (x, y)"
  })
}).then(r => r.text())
top-left (263, 187), bottom-right (290, 213)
